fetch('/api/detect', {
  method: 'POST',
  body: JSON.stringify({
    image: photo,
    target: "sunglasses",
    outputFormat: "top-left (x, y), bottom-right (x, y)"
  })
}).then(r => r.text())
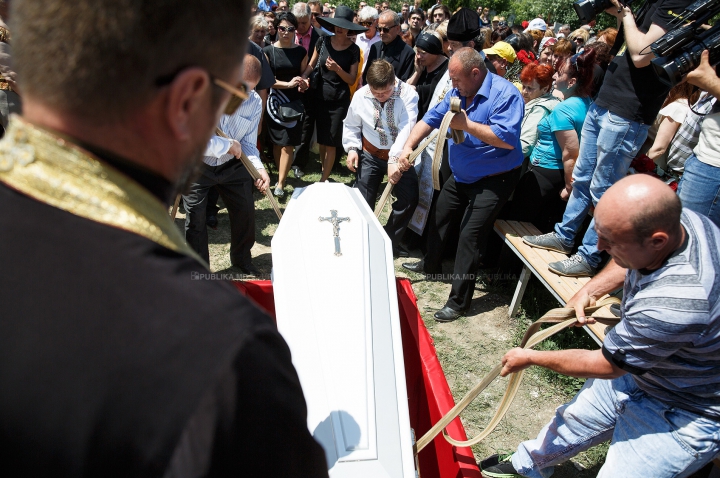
top-left (573, 37), bottom-right (584, 43)
top-left (278, 25), bottom-right (296, 32)
top-left (359, 21), bottom-right (373, 26)
top-left (155, 68), bottom-right (249, 116)
top-left (378, 26), bottom-right (397, 33)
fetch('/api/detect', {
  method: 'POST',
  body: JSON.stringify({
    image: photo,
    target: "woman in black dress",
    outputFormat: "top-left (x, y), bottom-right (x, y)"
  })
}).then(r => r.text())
top-left (301, 6), bottom-right (366, 182)
top-left (263, 12), bottom-right (308, 197)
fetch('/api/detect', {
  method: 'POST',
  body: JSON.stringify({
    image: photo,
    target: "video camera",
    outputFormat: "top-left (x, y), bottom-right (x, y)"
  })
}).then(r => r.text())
top-left (573, 0), bottom-right (634, 25)
top-left (650, 0), bottom-right (720, 85)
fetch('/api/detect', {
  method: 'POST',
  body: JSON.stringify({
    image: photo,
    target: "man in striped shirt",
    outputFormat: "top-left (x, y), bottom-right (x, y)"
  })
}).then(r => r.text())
top-left (482, 174), bottom-right (720, 478)
top-left (184, 55), bottom-right (270, 275)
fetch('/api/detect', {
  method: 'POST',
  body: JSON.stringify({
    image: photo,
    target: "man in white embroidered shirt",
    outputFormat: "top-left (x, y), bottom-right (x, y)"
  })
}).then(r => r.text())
top-left (343, 59), bottom-right (419, 257)
top-left (184, 55), bottom-right (271, 275)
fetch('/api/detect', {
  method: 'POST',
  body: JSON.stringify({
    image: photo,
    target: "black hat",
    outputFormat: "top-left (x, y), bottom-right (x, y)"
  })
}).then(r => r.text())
top-left (447, 7), bottom-right (481, 42)
top-left (317, 6), bottom-right (368, 33)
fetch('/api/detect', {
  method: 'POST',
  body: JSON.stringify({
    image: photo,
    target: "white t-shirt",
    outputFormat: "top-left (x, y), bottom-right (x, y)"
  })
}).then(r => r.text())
top-left (695, 107), bottom-right (720, 168)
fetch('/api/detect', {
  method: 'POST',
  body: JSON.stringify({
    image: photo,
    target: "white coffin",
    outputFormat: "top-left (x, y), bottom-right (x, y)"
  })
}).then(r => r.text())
top-left (271, 183), bottom-right (415, 478)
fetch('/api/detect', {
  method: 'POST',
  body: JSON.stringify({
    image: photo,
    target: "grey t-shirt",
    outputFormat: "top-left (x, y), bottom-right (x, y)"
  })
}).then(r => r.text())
top-left (603, 210), bottom-right (720, 419)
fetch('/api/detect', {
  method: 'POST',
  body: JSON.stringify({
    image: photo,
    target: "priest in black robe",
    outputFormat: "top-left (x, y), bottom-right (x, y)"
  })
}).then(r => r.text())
top-left (0, 0), bottom-right (327, 476)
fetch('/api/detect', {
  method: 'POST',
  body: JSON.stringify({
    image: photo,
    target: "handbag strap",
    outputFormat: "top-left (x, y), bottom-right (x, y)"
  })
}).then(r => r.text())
top-left (314, 37), bottom-right (325, 72)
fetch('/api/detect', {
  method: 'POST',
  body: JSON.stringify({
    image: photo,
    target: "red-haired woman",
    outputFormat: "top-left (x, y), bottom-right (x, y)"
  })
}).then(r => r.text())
top-left (509, 49), bottom-right (597, 232)
top-left (519, 63), bottom-right (560, 160)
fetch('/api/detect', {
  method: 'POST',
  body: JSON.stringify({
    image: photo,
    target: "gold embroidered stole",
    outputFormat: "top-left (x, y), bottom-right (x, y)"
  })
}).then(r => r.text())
top-left (0, 116), bottom-right (205, 265)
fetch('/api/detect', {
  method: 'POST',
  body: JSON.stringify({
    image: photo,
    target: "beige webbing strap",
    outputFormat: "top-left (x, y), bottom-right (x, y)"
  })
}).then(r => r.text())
top-left (373, 97), bottom-right (464, 218)
top-left (431, 97), bottom-right (463, 191)
top-left (170, 193), bottom-right (182, 220)
top-left (373, 130), bottom-right (440, 218)
top-left (414, 297), bottom-right (622, 454)
top-left (214, 128), bottom-right (283, 220)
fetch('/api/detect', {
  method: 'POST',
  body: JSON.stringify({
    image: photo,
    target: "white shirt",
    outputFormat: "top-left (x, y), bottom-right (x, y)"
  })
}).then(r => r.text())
top-left (695, 108), bottom-right (720, 168)
top-left (355, 31), bottom-right (381, 76)
top-left (342, 79), bottom-right (418, 159)
top-left (203, 89), bottom-right (264, 170)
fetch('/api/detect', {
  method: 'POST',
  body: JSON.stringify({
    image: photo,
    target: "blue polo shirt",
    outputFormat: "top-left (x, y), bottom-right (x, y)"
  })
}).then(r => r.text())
top-left (422, 73), bottom-right (524, 184)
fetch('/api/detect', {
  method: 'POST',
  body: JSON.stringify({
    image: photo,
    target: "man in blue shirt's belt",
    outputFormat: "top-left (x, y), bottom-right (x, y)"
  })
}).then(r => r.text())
top-left (399, 47), bottom-right (524, 322)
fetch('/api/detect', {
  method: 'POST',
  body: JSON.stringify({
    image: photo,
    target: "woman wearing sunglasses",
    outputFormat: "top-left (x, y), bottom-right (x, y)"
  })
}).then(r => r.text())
top-left (301, 5), bottom-right (366, 183)
top-left (263, 12), bottom-right (309, 197)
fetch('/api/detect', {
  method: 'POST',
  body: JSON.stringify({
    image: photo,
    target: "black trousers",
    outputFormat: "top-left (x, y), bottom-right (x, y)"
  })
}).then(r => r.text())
top-left (508, 163), bottom-right (566, 234)
top-left (355, 150), bottom-right (419, 249)
top-left (424, 168), bottom-right (521, 311)
top-left (183, 160), bottom-right (255, 267)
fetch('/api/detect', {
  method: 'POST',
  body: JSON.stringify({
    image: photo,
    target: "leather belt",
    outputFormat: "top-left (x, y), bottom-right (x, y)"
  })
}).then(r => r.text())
top-left (362, 136), bottom-right (390, 161)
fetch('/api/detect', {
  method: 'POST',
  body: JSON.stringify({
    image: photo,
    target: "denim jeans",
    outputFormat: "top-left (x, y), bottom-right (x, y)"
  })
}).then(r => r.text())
top-left (553, 105), bottom-right (649, 268)
top-left (512, 375), bottom-right (720, 478)
top-left (677, 154), bottom-right (720, 228)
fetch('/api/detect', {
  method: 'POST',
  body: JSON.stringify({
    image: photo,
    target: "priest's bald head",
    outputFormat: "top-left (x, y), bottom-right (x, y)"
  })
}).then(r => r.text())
top-left (12, 0), bottom-right (250, 190)
top-left (594, 175), bottom-right (684, 271)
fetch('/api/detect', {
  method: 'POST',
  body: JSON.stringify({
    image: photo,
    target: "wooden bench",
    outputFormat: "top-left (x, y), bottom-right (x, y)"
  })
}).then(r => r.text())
top-left (494, 220), bottom-right (613, 345)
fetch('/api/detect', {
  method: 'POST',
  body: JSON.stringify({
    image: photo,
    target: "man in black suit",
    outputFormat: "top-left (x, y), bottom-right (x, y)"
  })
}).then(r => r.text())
top-left (362, 9), bottom-right (415, 84)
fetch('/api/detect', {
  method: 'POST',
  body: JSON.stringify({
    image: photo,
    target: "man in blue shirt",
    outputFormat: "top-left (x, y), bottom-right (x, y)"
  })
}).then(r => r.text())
top-left (400, 47), bottom-right (524, 322)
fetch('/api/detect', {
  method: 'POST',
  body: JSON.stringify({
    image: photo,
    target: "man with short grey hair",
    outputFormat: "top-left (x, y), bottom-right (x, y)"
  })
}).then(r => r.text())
top-left (362, 9), bottom-right (415, 84)
top-left (559, 24), bottom-right (572, 37)
top-left (0, 0), bottom-right (327, 474)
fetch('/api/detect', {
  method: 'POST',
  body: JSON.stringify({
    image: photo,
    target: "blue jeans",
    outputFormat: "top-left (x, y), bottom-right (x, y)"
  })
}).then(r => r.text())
top-left (553, 105), bottom-right (648, 268)
top-left (512, 375), bottom-right (720, 478)
top-left (678, 154), bottom-right (720, 228)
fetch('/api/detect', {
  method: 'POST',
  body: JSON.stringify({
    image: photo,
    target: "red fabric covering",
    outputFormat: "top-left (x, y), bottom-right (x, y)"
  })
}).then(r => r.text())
top-left (231, 279), bottom-right (480, 478)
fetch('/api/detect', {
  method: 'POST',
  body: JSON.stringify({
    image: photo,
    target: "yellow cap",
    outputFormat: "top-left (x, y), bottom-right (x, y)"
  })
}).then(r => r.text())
top-left (483, 41), bottom-right (517, 63)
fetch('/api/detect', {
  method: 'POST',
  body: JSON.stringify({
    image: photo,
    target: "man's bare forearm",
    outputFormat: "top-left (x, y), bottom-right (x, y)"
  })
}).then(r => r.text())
top-left (575, 259), bottom-right (625, 300)
top-left (524, 348), bottom-right (625, 379)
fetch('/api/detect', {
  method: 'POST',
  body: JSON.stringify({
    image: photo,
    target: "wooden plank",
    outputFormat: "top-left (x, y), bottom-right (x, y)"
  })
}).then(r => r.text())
top-left (494, 220), bottom-right (609, 346)
top-left (507, 221), bottom-right (591, 297)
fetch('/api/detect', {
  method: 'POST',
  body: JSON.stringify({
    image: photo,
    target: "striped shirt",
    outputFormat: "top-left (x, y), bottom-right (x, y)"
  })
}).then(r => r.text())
top-left (666, 92), bottom-right (716, 173)
top-left (603, 210), bottom-right (720, 419)
top-left (203, 89), bottom-right (263, 169)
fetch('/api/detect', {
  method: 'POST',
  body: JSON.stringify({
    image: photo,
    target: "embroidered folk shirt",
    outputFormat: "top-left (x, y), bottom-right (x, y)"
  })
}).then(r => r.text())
top-left (342, 78), bottom-right (419, 159)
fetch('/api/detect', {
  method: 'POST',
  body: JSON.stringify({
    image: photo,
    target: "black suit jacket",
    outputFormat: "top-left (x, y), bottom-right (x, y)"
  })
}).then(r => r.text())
top-left (362, 35), bottom-right (415, 84)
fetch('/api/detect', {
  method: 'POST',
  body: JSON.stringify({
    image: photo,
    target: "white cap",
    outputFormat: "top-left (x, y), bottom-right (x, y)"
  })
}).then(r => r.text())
top-left (524, 18), bottom-right (547, 32)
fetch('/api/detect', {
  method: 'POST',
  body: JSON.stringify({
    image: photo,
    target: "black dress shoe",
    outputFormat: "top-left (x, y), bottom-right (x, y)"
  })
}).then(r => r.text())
top-left (434, 306), bottom-right (464, 323)
top-left (235, 263), bottom-right (260, 276)
top-left (402, 261), bottom-right (425, 273)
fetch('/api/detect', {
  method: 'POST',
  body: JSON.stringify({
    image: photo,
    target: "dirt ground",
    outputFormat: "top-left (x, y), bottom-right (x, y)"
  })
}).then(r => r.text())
top-left (174, 161), bottom-right (608, 476)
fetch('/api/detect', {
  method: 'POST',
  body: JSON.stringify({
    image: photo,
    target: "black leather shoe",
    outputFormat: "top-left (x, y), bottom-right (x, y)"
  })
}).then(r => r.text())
top-left (235, 263), bottom-right (260, 276)
top-left (402, 261), bottom-right (425, 273)
top-left (434, 306), bottom-right (463, 323)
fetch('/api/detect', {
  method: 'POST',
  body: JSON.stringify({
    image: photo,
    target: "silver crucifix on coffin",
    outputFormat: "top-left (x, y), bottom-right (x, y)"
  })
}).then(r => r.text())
top-left (319, 210), bottom-right (350, 257)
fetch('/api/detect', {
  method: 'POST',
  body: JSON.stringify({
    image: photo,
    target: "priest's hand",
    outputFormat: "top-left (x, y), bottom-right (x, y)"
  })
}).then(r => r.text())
top-left (228, 139), bottom-right (243, 159)
top-left (256, 168), bottom-right (271, 193)
top-left (387, 162), bottom-right (402, 185)
top-left (346, 150), bottom-right (359, 172)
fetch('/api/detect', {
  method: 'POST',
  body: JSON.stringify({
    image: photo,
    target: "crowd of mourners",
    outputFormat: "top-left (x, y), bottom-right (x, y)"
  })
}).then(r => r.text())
top-left (208, 0), bottom-right (720, 285)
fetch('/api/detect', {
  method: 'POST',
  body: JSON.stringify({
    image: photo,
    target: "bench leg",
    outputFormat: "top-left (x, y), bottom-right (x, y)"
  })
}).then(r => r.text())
top-left (509, 266), bottom-right (531, 318)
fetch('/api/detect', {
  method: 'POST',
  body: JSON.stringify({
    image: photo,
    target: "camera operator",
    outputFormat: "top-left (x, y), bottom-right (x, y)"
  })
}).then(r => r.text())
top-left (522, 0), bottom-right (696, 278)
top-left (677, 50), bottom-right (720, 227)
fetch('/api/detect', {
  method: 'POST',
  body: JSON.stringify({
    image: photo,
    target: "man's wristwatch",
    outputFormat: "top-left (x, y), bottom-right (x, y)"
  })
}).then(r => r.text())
top-left (348, 147), bottom-right (359, 153)
top-left (388, 155), bottom-right (399, 165)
